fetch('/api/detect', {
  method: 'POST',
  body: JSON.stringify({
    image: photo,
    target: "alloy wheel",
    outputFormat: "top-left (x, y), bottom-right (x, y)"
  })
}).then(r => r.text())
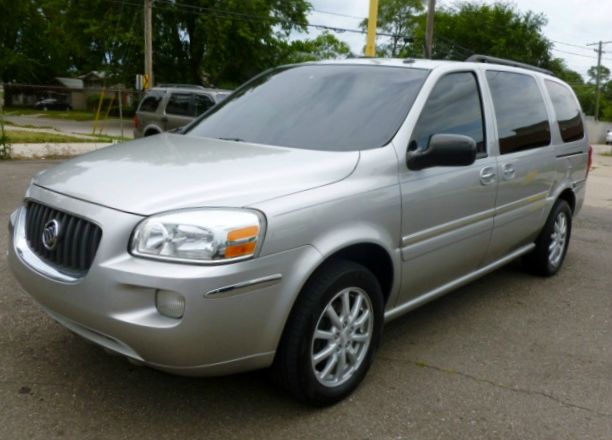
top-left (310, 287), bottom-right (373, 388)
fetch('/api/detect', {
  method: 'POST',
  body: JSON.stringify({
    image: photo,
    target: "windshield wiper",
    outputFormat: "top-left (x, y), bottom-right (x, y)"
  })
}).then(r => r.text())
top-left (216, 137), bottom-right (245, 143)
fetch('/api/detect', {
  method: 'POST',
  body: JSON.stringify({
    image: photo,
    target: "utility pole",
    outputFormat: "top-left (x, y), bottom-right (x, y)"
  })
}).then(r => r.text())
top-left (365, 0), bottom-right (379, 57)
top-left (144, 0), bottom-right (153, 88)
top-left (587, 40), bottom-right (612, 121)
top-left (425, 0), bottom-right (436, 59)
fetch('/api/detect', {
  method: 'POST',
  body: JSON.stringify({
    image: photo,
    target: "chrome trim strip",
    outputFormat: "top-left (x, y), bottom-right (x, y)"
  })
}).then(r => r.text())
top-left (556, 151), bottom-right (583, 159)
top-left (204, 274), bottom-right (283, 297)
top-left (13, 207), bottom-right (79, 283)
top-left (401, 192), bottom-right (550, 248)
top-left (385, 243), bottom-right (535, 322)
top-left (401, 208), bottom-right (496, 247)
top-left (494, 191), bottom-right (548, 216)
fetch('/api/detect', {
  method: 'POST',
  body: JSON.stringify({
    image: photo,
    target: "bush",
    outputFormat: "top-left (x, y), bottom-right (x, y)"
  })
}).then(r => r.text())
top-left (0, 115), bottom-right (12, 159)
top-left (86, 94), bottom-right (115, 112)
top-left (86, 93), bottom-right (134, 117)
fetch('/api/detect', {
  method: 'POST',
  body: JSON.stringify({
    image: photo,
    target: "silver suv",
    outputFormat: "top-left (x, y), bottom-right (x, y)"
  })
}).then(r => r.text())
top-left (8, 58), bottom-right (591, 406)
top-left (133, 85), bottom-right (230, 138)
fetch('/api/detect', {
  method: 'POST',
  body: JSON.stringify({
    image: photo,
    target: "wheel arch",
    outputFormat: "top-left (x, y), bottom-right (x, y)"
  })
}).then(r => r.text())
top-left (143, 125), bottom-right (162, 136)
top-left (276, 240), bottom-right (397, 347)
top-left (557, 187), bottom-right (576, 213)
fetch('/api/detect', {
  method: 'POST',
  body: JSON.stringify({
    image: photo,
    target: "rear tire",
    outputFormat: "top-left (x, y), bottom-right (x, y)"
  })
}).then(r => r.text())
top-left (272, 259), bottom-right (384, 406)
top-left (523, 199), bottom-right (572, 276)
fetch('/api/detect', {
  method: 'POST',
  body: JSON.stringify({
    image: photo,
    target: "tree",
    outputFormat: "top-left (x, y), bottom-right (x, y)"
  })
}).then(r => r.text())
top-left (0, 0), bottom-right (311, 88)
top-left (276, 32), bottom-right (352, 64)
top-left (587, 65), bottom-right (611, 85)
top-left (150, 0), bottom-right (311, 87)
top-left (406, 2), bottom-right (554, 69)
top-left (359, 0), bottom-right (424, 57)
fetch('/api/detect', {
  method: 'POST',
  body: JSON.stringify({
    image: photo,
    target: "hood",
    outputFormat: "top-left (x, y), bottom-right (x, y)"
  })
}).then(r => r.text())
top-left (33, 133), bottom-right (359, 215)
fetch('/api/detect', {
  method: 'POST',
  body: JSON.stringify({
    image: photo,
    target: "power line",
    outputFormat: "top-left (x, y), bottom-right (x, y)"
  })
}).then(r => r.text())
top-left (311, 9), bottom-right (365, 20)
top-left (550, 39), bottom-right (591, 51)
top-left (552, 47), bottom-right (596, 59)
top-left (102, 0), bottom-right (406, 39)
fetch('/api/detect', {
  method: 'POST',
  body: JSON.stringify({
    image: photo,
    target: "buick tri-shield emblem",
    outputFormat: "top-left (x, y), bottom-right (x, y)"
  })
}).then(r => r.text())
top-left (42, 219), bottom-right (61, 251)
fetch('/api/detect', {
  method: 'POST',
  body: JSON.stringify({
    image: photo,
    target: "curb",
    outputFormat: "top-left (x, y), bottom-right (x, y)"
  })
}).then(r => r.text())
top-left (9, 142), bottom-right (113, 159)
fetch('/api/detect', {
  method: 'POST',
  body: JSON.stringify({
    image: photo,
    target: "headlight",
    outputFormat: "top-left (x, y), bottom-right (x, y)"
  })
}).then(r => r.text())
top-left (130, 208), bottom-right (265, 264)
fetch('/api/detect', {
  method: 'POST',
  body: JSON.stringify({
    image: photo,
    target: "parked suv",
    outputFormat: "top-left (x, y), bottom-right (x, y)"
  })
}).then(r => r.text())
top-left (133, 85), bottom-right (230, 138)
top-left (8, 57), bottom-right (590, 406)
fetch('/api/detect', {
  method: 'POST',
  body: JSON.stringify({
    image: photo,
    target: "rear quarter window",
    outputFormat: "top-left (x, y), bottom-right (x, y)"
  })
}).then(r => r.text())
top-left (544, 80), bottom-right (584, 143)
top-left (166, 93), bottom-right (193, 116)
top-left (486, 71), bottom-right (551, 154)
top-left (138, 95), bottom-right (162, 113)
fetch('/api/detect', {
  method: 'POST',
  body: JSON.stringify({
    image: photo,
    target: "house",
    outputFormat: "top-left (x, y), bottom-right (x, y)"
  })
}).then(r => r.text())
top-left (5, 71), bottom-right (133, 112)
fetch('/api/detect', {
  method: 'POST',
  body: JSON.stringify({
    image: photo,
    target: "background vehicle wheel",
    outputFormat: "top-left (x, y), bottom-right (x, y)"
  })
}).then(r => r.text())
top-left (523, 199), bottom-right (572, 276)
top-left (272, 259), bottom-right (384, 406)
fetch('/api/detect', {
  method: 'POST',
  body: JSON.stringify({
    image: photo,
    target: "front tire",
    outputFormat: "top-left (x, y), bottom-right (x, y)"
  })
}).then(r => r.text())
top-left (523, 199), bottom-right (572, 276)
top-left (273, 259), bottom-right (384, 406)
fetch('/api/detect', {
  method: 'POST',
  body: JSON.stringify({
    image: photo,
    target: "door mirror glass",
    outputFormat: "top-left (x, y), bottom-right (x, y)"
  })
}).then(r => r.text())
top-left (407, 134), bottom-right (477, 170)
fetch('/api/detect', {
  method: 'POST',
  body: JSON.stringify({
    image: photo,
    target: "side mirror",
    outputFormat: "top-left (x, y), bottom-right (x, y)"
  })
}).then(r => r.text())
top-left (407, 133), bottom-right (477, 171)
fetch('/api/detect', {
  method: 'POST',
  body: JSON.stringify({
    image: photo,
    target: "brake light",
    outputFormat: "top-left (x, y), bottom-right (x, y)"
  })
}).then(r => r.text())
top-left (587, 145), bottom-right (593, 177)
top-left (133, 115), bottom-right (141, 129)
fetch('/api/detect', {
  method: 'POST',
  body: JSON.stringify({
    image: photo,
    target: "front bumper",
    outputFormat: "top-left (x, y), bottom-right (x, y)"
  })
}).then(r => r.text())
top-left (8, 185), bottom-right (321, 376)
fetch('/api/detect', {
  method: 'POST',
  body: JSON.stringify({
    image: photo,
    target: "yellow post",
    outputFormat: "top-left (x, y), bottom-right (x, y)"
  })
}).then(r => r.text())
top-left (97, 93), bottom-right (116, 135)
top-left (93, 89), bottom-right (106, 135)
top-left (365, 0), bottom-right (379, 57)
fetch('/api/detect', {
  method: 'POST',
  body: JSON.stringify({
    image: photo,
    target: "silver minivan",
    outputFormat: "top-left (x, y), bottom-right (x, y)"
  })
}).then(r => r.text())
top-left (8, 58), bottom-right (591, 406)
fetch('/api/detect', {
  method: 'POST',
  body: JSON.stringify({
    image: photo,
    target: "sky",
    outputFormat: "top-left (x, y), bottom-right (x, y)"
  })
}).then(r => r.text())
top-left (300, 0), bottom-right (612, 79)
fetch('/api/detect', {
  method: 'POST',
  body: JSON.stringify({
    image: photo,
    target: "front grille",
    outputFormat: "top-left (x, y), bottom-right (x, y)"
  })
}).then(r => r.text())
top-left (25, 201), bottom-right (102, 276)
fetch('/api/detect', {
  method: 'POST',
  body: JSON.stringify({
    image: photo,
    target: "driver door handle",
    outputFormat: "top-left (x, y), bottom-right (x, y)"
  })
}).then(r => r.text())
top-left (480, 166), bottom-right (496, 185)
top-left (502, 163), bottom-right (516, 180)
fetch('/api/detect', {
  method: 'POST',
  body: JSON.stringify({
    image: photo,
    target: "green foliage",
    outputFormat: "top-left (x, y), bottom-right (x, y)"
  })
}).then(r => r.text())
top-left (359, 0), bottom-right (424, 57)
top-left (0, 0), bottom-right (311, 87)
top-left (86, 94), bottom-right (114, 112)
top-left (0, 114), bottom-right (11, 159)
top-left (4, 130), bottom-right (113, 144)
top-left (405, 2), bottom-right (554, 67)
top-left (276, 32), bottom-right (352, 64)
top-left (587, 65), bottom-right (611, 85)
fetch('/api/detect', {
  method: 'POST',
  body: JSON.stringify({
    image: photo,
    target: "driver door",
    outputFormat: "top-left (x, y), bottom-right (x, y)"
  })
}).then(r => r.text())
top-left (396, 71), bottom-right (498, 305)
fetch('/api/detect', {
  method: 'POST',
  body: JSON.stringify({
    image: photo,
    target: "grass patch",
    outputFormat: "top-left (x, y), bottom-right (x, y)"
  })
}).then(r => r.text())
top-left (40, 110), bottom-right (102, 121)
top-left (4, 107), bottom-right (40, 116)
top-left (6, 130), bottom-right (114, 144)
top-left (4, 106), bottom-right (118, 122)
top-left (3, 120), bottom-right (55, 129)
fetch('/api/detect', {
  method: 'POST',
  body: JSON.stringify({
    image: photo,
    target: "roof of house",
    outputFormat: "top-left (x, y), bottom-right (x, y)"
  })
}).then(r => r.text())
top-left (55, 77), bottom-right (84, 89)
top-left (78, 71), bottom-right (107, 80)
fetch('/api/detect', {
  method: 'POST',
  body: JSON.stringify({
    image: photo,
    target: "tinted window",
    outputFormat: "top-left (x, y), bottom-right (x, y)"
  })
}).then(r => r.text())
top-left (545, 80), bottom-right (584, 143)
top-left (194, 94), bottom-right (214, 115)
top-left (166, 93), bottom-right (193, 116)
top-left (486, 71), bottom-right (551, 154)
top-left (188, 65), bottom-right (429, 151)
top-left (411, 72), bottom-right (485, 154)
top-left (215, 92), bottom-right (230, 102)
top-left (139, 95), bottom-right (162, 113)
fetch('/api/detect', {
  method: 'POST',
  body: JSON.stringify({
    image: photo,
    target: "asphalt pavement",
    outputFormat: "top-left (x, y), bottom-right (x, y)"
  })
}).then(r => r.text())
top-left (1, 155), bottom-right (611, 439)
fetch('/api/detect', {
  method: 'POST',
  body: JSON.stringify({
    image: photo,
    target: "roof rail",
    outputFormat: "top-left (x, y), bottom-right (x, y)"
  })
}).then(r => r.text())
top-left (157, 83), bottom-right (206, 90)
top-left (465, 55), bottom-right (554, 76)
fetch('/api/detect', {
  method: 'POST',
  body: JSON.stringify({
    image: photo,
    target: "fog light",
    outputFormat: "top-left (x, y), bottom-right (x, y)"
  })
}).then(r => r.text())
top-left (155, 290), bottom-right (185, 319)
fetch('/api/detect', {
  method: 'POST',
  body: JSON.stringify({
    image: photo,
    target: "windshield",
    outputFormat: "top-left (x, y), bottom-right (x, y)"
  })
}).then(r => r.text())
top-left (187, 64), bottom-right (429, 151)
